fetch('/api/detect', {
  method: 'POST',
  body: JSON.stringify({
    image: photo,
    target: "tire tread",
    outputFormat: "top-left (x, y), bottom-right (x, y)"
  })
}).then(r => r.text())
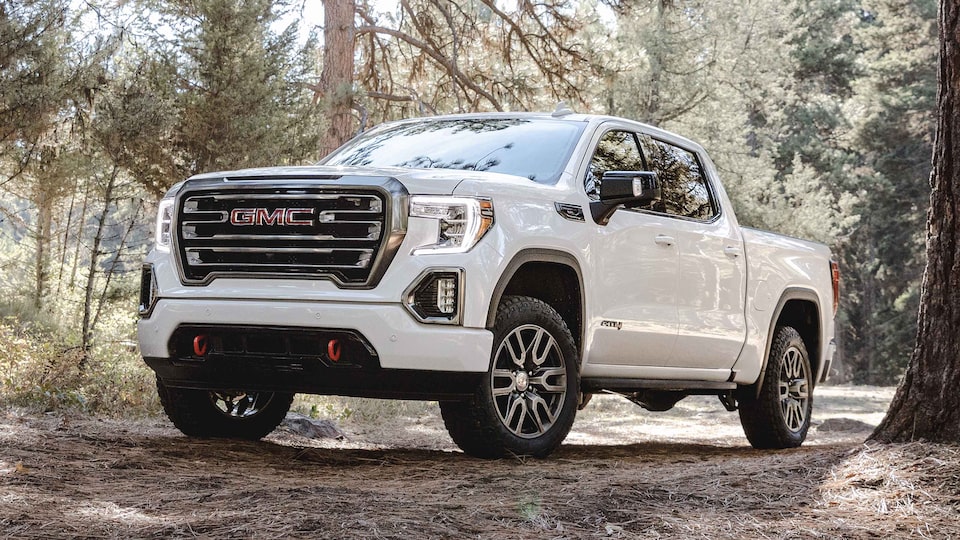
top-left (738, 326), bottom-right (812, 449)
top-left (157, 377), bottom-right (293, 440)
top-left (440, 295), bottom-right (579, 458)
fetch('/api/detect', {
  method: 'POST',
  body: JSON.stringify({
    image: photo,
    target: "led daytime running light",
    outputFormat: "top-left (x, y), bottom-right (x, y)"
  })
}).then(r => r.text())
top-left (410, 196), bottom-right (494, 254)
top-left (155, 198), bottom-right (175, 252)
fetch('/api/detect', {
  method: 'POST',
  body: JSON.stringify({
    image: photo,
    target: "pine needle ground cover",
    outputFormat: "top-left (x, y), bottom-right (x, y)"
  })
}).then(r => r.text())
top-left (2, 386), bottom-right (957, 538)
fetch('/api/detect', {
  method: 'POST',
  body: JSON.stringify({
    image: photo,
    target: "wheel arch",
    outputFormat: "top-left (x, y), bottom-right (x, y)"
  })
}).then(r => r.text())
top-left (486, 249), bottom-right (585, 355)
top-left (754, 288), bottom-right (822, 397)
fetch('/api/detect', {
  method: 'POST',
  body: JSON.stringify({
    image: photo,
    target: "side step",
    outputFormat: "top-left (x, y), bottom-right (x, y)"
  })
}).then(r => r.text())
top-left (581, 378), bottom-right (737, 394)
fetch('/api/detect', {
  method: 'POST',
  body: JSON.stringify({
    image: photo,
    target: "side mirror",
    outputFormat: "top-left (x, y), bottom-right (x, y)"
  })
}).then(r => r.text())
top-left (590, 170), bottom-right (661, 225)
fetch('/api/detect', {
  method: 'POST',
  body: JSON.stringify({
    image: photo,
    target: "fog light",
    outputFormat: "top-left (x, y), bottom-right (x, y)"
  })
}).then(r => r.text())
top-left (404, 269), bottom-right (463, 324)
top-left (436, 277), bottom-right (457, 314)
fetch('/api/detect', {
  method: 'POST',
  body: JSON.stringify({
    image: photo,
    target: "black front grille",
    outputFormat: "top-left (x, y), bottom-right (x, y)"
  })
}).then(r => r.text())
top-left (175, 186), bottom-right (388, 285)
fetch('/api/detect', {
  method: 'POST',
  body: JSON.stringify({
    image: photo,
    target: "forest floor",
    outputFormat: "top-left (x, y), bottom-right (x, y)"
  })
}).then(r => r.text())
top-left (2, 385), bottom-right (959, 539)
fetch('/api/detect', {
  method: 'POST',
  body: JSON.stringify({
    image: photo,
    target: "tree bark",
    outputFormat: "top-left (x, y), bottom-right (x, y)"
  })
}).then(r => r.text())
top-left (68, 178), bottom-right (91, 289)
top-left (33, 185), bottom-right (50, 309)
top-left (80, 165), bottom-right (119, 368)
top-left (318, 0), bottom-right (357, 157)
top-left (871, 0), bottom-right (960, 442)
top-left (32, 161), bottom-right (55, 309)
top-left (90, 200), bottom-right (141, 335)
top-left (55, 176), bottom-right (79, 297)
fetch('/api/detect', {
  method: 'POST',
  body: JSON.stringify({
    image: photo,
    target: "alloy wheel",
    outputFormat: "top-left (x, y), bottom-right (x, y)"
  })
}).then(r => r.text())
top-left (778, 346), bottom-right (810, 433)
top-left (490, 324), bottom-right (567, 439)
top-left (209, 391), bottom-right (274, 419)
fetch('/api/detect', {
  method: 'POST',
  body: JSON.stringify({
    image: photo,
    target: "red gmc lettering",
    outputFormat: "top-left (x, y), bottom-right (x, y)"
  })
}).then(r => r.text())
top-left (229, 208), bottom-right (314, 226)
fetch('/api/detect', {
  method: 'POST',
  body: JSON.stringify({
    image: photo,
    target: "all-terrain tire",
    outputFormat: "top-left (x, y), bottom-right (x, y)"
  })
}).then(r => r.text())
top-left (737, 326), bottom-right (813, 449)
top-left (157, 377), bottom-right (294, 440)
top-left (440, 296), bottom-right (579, 458)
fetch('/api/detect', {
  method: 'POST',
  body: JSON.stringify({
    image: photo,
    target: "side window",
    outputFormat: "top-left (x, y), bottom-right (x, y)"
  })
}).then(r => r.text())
top-left (639, 135), bottom-right (716, 220)
top-left (585, 130), bottom-right (647, 200)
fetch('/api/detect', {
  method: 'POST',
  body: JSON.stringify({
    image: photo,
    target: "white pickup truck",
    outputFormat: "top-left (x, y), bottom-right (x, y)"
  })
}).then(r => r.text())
top-left (138, 109), bottom-right (839, 458)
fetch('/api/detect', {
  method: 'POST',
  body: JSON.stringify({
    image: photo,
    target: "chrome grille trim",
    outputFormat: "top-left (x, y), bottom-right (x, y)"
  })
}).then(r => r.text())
top-left (172, 176), bottom-right (408, 288)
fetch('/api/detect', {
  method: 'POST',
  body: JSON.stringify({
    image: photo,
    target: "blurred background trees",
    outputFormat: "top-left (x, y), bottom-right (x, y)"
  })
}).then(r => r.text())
top-left (0, 0), bottom-right (937, 412)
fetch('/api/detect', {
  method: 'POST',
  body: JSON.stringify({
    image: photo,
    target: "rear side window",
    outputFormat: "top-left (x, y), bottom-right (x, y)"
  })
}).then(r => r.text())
top-left (639, 135), bottom-right (717, 221)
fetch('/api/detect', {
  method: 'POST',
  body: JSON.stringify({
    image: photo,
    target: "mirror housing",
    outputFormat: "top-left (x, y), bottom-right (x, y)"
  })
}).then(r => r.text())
top-left (590, 170), bottom-right (661, 225)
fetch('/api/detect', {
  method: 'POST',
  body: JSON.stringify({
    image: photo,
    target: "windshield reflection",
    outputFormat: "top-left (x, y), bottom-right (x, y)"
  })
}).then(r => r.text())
top-left (323, 118), bottom-right (584, 183)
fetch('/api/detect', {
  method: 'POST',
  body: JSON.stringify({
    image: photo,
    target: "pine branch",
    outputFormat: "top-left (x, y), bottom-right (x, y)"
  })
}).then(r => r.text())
top-left (356, 24), bottom-right (503, 110)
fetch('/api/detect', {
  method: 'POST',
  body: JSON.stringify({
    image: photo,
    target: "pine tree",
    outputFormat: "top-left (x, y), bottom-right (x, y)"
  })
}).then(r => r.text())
top-left (125, 0), bottom-right (322, 193)
top-left (843, 0), bottom-right (937, 383)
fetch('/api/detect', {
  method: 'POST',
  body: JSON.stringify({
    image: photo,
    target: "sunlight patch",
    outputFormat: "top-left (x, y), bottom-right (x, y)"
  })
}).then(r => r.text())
top-left (0, 460), bottom-right (28, 475)
top-left (71, 501), bottom-right (170, 527)
top-left (819, 442), bottom-right (960, 535)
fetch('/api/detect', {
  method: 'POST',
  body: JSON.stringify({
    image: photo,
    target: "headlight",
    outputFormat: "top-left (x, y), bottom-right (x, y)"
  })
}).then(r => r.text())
top-left (154, 197), bottom-right (175, 252)
top-left (409, 196), bottom-right (494, 254)
top-left (154, 181), bottom-right (185, 252)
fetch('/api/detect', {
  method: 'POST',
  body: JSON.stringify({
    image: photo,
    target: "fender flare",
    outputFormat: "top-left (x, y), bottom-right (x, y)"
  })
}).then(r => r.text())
top-left (485, 248), bottom-right (586, 346)
top-left (753, 287), bottom-right (822, 397)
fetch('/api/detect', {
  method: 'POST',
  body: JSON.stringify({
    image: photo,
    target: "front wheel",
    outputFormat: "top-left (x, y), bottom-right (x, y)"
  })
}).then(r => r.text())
top-left (156, 377), bottom-right (293, 440)
top-left (440, 296), bottom-right (579, 458)
top-left (737, 326), bottom-right (813, 449)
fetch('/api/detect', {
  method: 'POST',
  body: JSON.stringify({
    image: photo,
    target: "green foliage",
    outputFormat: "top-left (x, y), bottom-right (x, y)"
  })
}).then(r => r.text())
top-left (168, 0), bottom-right (321, 176)
top-left (787, 0), bottom-right (862, 98)
top-left (111, 0), bottom-right (324, 196)
top-left (839, 0), bottom-right (937, 383)
top-left (0, 0), bottom-right (74, 154)
top-left (0, 0), bottom-right (328, 414)
top-left (0, 307), bottom-right (159, 416)
top-left (603, 0), bottom-right (720, 125)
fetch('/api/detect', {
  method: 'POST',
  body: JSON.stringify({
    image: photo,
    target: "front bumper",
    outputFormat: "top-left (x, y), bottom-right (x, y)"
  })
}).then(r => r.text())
top-left (138, 298), bottom-right (494, 399)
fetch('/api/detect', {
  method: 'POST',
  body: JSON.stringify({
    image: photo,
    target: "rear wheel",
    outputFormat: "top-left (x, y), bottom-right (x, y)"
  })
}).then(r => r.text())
top-left (440, 296), bottom-right (579, 458)
top-left (157, 377), bottom-right (293, 440)
top-left (738, 326), bottom-right (813, 449)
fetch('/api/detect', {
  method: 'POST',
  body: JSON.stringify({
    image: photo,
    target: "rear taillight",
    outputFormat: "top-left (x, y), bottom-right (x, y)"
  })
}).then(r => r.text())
top-left (830, 260), bottom-right (840, 316)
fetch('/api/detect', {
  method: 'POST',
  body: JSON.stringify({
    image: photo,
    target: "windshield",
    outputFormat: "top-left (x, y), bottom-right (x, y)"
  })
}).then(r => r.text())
top-left (322, 118), bottom-right (585, 184)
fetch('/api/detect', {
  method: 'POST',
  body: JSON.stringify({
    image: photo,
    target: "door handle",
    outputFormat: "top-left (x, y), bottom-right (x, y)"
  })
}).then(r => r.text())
top-left (723, 246), bottom-right (741, 258)
top-left (654, 235), bottom-right (675, 247)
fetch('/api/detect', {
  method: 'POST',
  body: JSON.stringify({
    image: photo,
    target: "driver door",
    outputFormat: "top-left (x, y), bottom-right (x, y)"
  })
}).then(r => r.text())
top-left (583, 128), bottom-right (680, 368)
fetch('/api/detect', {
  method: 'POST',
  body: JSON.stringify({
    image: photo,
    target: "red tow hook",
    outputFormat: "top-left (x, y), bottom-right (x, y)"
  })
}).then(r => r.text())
top-left (327, 339), bottom-right (342, 362)
top-left (193, 335), bottom-right (209, 357)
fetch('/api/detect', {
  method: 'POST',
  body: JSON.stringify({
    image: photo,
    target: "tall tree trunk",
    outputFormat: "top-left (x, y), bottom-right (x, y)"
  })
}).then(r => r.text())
top-left (90, 200), bottom-right (141, 334)
top-left (69, 179), bottom-right (92, 289)
top-left (871, 0), bottom-right (960, 443)
top-left (318, 0), bottom-right (357, 157)
top-left (33, 177), bottom-right (53, 309)
top-left (80, 166), bottom-right (118, 368)
top-left (55, 177), bottom-right (79, 297)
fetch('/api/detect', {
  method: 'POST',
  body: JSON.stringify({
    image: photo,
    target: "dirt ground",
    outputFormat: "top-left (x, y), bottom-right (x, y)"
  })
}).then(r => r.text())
top-left (2, 385), bottom-right (959, 539)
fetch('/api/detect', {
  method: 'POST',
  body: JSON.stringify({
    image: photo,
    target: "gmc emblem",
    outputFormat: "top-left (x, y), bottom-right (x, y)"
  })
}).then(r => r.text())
top-left (229, 207), bottom-right (315, 226)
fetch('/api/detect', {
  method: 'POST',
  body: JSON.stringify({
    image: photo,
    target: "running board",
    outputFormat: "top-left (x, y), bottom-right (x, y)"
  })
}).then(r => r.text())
top-left (582, 378), bottom-right (737, 393)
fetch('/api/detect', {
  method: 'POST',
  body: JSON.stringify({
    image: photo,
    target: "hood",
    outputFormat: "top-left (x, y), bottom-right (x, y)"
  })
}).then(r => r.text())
top-left (186, 165), bottom-right (533, 196)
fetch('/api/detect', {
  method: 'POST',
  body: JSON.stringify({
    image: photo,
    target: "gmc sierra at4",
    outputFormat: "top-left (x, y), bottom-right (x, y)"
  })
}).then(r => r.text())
top-left (138, 108), bottom-right (839, 458)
